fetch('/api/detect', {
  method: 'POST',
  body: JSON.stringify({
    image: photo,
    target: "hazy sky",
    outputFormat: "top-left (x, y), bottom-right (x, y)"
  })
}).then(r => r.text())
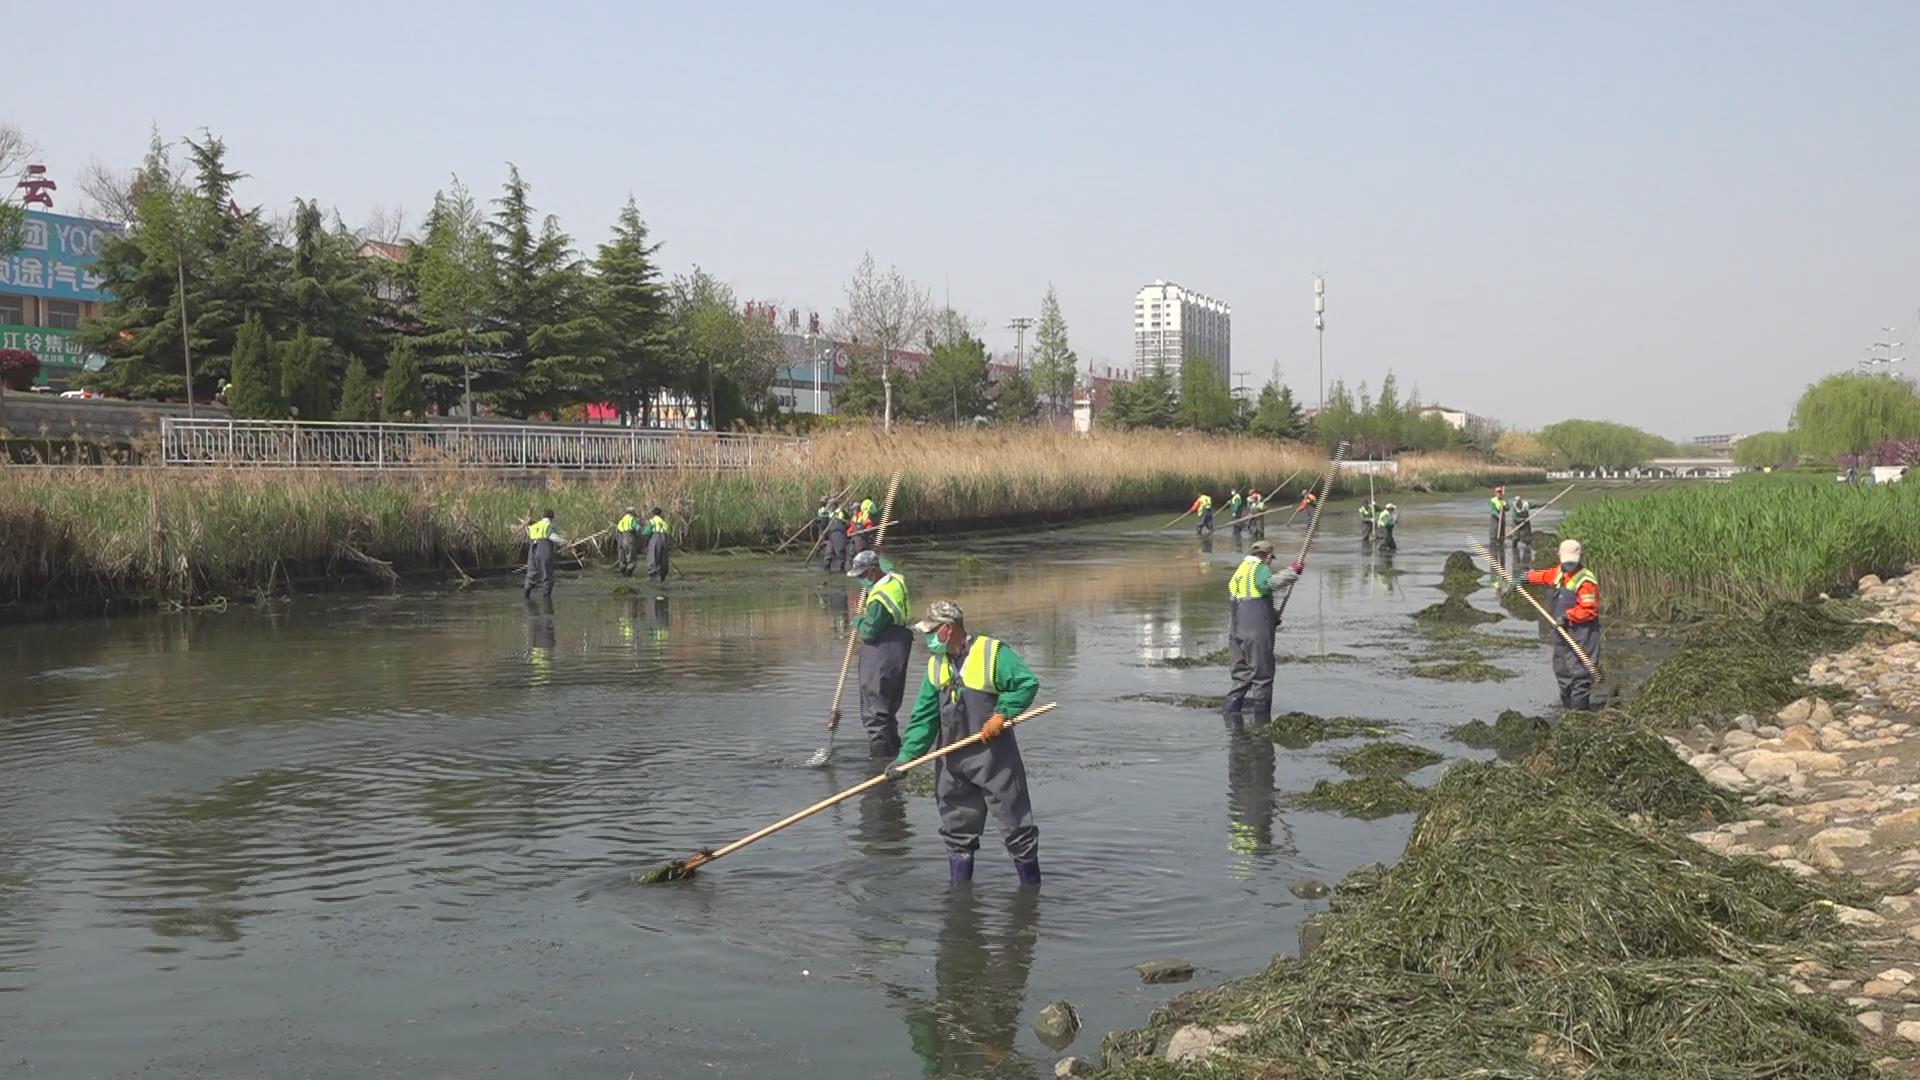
top-left (19, 1), bottom-right (1920, 437)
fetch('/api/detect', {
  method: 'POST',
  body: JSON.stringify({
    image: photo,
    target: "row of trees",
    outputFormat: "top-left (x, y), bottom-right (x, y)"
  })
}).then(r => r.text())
top-left (1729, 374), bottom-right (1920, 468)
top-left (65, 131), bottom-right (790, 426)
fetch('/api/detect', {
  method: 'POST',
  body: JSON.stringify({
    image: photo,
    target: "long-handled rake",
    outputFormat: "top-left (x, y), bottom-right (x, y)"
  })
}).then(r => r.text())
top-left (641, 703), bottom-right (1058, 883)
top-left (1469, 540), bottom-right (1602, 685)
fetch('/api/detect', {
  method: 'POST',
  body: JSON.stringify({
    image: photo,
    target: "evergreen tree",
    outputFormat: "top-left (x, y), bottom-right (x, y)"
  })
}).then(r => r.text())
top-left (592, 197), bottom-right (672, 425)
top-left (1030, 285), bottom-right (1079, 415)
top-left (835, 350), bottom-right (887, 418)
top-left (382, 339), bottom-right (427, 420)
top-left (1313, 379), bottom-right (1360, 447)
top-left (1250, 378), bottom-right (1306, 440)
top-left (279, 328), bottom-right (333, 420)
top-left (337, 357), bottom-right (378, 421)
top-left (484, 167), bottom-right (601, 417)
top-left (285, 197), bottom-right (378, 371)
top-left (993, 367), bottom-right (1041, 423)
top-left (904, 335), bottom-right (992, 422)
top-left (415, 178), bottom-right (499, 416)
top-left (225, 312), bottom-right (283, 418)
top-left (1103, 363), bottom-right (1177, 429)
top-left (1177, 356), bottom-right (1237, 432)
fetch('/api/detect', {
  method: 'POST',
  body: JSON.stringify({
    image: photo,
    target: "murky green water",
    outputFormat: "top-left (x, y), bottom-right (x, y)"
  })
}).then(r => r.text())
top-left (0, 491), bottom-right (1567, 1078)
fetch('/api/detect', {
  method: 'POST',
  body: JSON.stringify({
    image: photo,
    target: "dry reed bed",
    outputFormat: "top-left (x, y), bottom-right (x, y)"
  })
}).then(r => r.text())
top-left (0, 429), bottom-right (1539, 604)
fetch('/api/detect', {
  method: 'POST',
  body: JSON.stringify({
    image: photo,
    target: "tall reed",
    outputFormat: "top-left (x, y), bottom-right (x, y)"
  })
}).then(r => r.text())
top-left (0, 428), bottom-right (1541, 605)
top-left (1561, 476), bottom-right (1920, 618)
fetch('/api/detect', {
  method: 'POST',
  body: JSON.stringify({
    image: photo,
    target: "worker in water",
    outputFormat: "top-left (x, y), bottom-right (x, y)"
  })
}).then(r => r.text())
top-left (1489, 486), bottom-right (1508, 545)
top-left (1187, 492), bottom-right (1215, 536)
top-left (522, 508), bottom-right (563, 599)
top-left (842, 549), bottom-right (913, 759)
top-left (1223, 540), bottom-right (1304, 722)
top-left (823, 499), bottom-right (850, 573)
top-left (642, 506), bottom-right (671, 581)
top-left (850, 498), bottom-right (875, 556)
top-left (1510, 495), bottom-right (1533, 549)
top-left (1358, 497), bottom-right (1376, 543)
top-left (814, 497), bottom-right (832, 541)
top-left (1245, 489), bottom-right (1267, 540)
top-left (1296, 489), bottom-right (1318, 515)
top-left (615, 505), bottom-right (641, 577)
top-left (886, 600), bottom-right (1042, 887)
top-left (1375, 503), bottom-right (1398, 552)
top-left (1524, 539), bottom-right (1600, 711)
top-left (1227, 488), bottom-right (1246, 540)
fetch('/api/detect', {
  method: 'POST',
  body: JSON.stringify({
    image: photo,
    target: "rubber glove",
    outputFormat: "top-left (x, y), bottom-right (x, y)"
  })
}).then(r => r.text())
top-left (980, 714), bottom-right (1008, 741)
top-left (1290, 560), bottom-right (1305, 575)
top-left (883, 760), bottom-right (906, 782)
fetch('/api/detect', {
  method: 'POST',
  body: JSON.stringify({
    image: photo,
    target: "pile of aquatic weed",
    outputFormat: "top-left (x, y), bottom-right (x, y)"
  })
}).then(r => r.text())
top-left (1408, 657), bottom-right (1517, 682)
top-left (1291, 776), bottom-right (1430, 819)
top-left (1333, 741), bottom-right (1443, 777)
top-left (1439, 549), bottom-right (1483, 593)
top-left (1117, 692), bottom-right (1218, 711)
top-left (1528, 713), bottom-right (1734, 822)
top-left (1411, 593), bottom-right (1501, 626)
top-left (1632, 600), bottom-right (1872, 730)
top-left (1450, 709), bottom-right (1554, 759)
top-left (1098, 764), bottom-right (1863, 1079)
top-left (1265, 712), bottom-right (1395, 750)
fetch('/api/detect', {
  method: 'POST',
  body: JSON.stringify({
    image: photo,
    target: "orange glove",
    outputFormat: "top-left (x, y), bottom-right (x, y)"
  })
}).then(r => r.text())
top-left (980, 713), bottom-right (1008, 741)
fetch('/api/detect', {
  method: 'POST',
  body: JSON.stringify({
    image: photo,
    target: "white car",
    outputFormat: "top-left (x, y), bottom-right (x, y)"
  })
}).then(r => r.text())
top-left (58, 389), bottom-right (98, 400)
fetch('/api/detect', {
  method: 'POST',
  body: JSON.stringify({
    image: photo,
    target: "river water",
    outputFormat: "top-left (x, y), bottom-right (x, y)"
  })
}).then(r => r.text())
top-left (0, 491), bottom-right (1567, 1078)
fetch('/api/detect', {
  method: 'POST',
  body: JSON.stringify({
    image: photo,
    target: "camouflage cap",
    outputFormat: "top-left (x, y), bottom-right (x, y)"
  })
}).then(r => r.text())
top-left (910, 599), bottom-right (965, 633)
top-left (1249, 540), bottom-right (1276, 557)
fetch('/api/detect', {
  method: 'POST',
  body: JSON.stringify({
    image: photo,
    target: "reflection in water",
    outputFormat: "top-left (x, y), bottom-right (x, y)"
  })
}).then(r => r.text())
top-left (895, 889), bottom-right (1040, 1078)
top-left (526, 595), bottom-right (556, 685)
top-left (1225, 718), bottom-right (1290, 875)
top-left (852, 783), bottom-right (913, 859)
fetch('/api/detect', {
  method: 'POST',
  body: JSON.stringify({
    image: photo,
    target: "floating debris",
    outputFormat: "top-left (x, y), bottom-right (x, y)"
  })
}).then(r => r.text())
top-left (1266, 712), bottom-right (1397, 749)
top-left (1409, 659), bottom-right (1518, 683)
top-left (1450, 710), bottom-right (1554, 759)
top-left (1151, 647), bottom-right (1232, 669)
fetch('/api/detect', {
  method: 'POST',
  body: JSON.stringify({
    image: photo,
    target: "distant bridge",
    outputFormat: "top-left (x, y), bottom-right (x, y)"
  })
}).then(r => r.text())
top-left (1550, 458), bottom-right (1746, 480)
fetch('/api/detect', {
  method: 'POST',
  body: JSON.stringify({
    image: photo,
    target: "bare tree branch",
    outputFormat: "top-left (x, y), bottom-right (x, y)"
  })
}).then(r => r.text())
top-left (77, 160), bottom-right (141, 224)
top-left (833, 253), bottom-right (933, 429)
top-left (0, 122), bottom-right (36, 183)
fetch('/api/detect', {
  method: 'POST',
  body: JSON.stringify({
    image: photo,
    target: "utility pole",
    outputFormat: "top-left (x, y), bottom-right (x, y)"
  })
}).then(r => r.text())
top-left (177, 242), bottom-right (195, 420)
top-left (1313, 273), bottom-right (1326, 411)
top-left (1008, 316), bottom-right (1034, 373)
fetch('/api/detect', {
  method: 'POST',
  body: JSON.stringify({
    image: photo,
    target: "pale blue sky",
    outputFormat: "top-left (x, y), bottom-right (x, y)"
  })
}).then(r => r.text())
top-left (19, 0), bottom-right (1919, 436)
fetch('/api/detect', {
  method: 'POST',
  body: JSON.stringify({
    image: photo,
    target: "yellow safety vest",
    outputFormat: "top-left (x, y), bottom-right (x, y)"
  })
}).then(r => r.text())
top-left (527, 519), bottom-right (552, 541)
top-left (1490, 496), bottom-right (1506, 515)
top-left (646, 515), bottom-right (668, 535)
top-left (867, 571), bottom-right (910, 623)
top-left (617, 513), bottom-right (639, 533)
top-left (929, 636), bottom-right (1001, 704)
top-left (1228, 555), bottom-right (1266, 600)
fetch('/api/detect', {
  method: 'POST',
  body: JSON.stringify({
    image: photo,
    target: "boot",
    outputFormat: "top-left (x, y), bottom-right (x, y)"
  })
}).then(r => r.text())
top-left (949, 854), bottom-right (975, 883)
top-left (1014, 857), bottom-right (1041, 888)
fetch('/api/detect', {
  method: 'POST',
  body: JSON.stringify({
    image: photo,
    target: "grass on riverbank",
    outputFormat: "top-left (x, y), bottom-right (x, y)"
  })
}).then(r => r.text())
top-left (1563, 476), bottom-right (1920, 618)
top-left (0, 429), bottom-right (1541, 605)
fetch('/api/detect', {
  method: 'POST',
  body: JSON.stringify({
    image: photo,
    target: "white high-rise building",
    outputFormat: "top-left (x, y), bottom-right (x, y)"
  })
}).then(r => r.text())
top-left (1133, 280), bottom-right (1230, 380)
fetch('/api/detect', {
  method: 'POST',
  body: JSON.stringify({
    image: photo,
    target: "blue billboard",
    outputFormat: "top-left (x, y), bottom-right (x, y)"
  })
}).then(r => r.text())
top-left (0, 210), bottom-right (122, 302)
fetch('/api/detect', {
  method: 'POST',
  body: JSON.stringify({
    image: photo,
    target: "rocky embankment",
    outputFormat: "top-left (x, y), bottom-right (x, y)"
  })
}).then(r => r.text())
top-left (1673, 570), bottom-right (1920, 1065)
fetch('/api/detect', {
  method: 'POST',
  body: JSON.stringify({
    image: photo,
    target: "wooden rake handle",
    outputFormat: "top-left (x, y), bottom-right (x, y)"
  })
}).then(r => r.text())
top-left (1470, 540), bottom-right (1601, 680)
top-left (1275, 441), bottom-right (1348, 621)
top-left (683, 703), bottom-right (1060, 872)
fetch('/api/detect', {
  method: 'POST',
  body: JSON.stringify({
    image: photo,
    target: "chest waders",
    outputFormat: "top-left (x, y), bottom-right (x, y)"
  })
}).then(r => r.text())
top-left (1223, 557), bottom-right (1277, 720)
top-left (1548, 568), bottom-right (1600, 710)
top-left (858, 573), bottom-right (913, 758)
top-left (931, 638), bottom-right (1039, 884)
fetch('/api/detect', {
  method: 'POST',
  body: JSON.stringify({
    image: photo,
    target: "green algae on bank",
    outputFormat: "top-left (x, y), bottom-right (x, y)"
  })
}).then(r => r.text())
top-left (1449, 709), bottom-right (1553, 759)
top-left (1292, 776), bottom-right (1430, 819)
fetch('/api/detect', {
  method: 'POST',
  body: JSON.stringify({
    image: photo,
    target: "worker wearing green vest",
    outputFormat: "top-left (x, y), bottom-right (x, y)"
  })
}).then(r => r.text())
top-left (1246, 490), bottom-right (1267, 540)
top-left (1489, 486), bottom-right (1508, 545)
top-left (1375, 503), bottom-right (1398, 552)
top-left (887, 600), bottom-right (1042, 886)
top-left (1224, 540), bottom-right (1304, 721)
top-left (642, 508), bottom-right (671, 581)
top-left (615, 506), bottom-right (641, 577)
top-left (847, 549), bottom-right (914, 759)
top-left (1187, 492), bottom-right (1215, 536)
top-left (522, 509), bottom-right (564, 599)
top-left (1227, 488), bottom-right (1246, 539)
top-left (822, 499), bottom-right (850, 573)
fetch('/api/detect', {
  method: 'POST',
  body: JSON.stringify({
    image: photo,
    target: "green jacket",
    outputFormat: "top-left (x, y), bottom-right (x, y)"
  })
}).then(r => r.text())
top-left (854, 559), bottom-right (903, 642)
top-left (897, 637), bottom-right (1040, 762)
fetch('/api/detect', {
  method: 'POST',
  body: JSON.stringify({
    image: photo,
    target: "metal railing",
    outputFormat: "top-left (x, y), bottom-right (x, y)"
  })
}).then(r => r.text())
top-left (159, 418), bottom-right (808, 471)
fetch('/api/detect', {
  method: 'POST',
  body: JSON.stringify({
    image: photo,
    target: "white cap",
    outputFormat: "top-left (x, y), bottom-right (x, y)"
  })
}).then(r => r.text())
top-left (1559, 539), bottom-right (1583, 563)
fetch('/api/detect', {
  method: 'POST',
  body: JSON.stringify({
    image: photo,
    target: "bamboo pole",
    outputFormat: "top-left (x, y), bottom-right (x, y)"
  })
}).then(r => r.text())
top-left (824, 470), bottom-right (902, 743)
top-left (777, 481), bottom-right (854, 554)
top-left (643, 703), bottom-right (1059, 882)
top-left (1275, 442), bottom-right (1347, 621)
top-left (1470, 540), bottom-right (1601, 680)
